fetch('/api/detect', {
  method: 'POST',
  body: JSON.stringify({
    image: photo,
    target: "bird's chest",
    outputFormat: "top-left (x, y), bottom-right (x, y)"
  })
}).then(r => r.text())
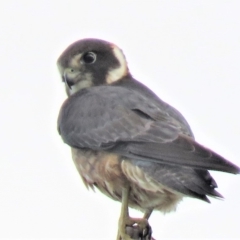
top-left (71, 148), bottom-right (127, 200)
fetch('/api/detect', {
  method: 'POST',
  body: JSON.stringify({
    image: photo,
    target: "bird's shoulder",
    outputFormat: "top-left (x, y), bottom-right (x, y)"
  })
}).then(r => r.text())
top-left (57, 83), bottom-right (180, 149)
top-left (59, 84), bottom-right (171, 121)
top-left (113, 77), bottom-right (194, 138)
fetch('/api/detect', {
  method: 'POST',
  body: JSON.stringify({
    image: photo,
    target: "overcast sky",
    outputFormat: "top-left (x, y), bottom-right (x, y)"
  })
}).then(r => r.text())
top-left (1, 1), bottom-right (240, 239)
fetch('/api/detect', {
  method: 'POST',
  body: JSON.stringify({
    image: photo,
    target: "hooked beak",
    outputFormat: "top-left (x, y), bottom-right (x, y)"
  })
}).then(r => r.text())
top-left (63, 68), bottom-right (81, 89)
top-left (63, 70), bottom-right (72, 89)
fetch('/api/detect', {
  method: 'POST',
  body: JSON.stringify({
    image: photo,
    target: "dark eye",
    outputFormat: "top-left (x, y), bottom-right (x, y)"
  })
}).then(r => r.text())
top-left (82, 52), bottom-right (97, 64)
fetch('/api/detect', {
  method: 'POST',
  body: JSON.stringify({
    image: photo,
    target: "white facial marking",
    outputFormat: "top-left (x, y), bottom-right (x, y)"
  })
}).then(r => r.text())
top-left (69, 53), bottom-right (82, 68)
top-left (66, 73), bottom-right (93, 96)
top-left (106, 45), bottom-right (128, 84)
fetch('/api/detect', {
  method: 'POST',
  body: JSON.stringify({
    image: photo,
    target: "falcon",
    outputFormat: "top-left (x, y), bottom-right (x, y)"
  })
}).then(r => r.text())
top-left (57, 38), bottom-right (240, 240)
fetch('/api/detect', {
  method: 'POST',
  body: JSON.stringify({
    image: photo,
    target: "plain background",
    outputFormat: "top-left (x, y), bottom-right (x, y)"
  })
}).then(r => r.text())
top-left (1, 1), bottom-right (240, 239)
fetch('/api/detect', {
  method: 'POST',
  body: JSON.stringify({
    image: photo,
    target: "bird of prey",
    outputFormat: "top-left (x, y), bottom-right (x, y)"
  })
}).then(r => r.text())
top-left (57, 38), bottom-right (240, 240)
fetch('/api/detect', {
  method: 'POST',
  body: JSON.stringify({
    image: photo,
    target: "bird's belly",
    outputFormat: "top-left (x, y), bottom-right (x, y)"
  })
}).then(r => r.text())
top-left (71, 148), bottom-right (183, 213)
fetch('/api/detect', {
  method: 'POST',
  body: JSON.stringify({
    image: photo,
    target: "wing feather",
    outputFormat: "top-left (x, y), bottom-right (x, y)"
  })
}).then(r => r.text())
top-left (58, 86), bottom-right (240, 174)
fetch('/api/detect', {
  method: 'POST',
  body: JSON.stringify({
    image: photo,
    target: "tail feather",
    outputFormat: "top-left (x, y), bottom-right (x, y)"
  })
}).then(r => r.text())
top-left (124, 137), bottom-right (240, 174)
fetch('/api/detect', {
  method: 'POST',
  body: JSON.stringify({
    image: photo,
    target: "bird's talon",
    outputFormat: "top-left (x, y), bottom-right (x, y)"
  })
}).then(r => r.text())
top-left (142, 224), bottom-right (152, 238)
top-left (124, 218), bottom-right (152, 240)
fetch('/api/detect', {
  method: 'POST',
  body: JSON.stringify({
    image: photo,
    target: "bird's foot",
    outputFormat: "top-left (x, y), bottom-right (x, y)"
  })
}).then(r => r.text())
top-left (125, 221), bottom-right (152, 240)
top-left (117, 187), bottom-right (153, 240)
top-left (128, 217), bottom-right (152, 239)
top-left (118, 217), bottom-right (152, 240)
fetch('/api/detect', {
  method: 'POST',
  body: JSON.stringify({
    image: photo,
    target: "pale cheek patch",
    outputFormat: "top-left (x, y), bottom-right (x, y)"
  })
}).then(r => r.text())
top-left (66, 73), bottom-right (93, 96)
top-left (106, 45), bottom-right (128, 84)
top-left (67, 80), bottom-right (92, 95)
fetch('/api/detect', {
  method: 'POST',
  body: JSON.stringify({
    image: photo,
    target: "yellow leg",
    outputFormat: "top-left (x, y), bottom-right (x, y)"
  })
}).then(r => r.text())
top-left (143, 209), bottom-right (153, 220)
top-left (116, 187), bottom-right (153, 240)
top-left (117, 185), bottom-right (132, 240)
top-left (125, 209), bottom-right (153, 239)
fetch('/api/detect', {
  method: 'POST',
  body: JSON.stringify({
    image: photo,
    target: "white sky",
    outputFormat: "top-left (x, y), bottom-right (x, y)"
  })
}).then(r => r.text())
top-left (1, 1), bottom-right (240, 239)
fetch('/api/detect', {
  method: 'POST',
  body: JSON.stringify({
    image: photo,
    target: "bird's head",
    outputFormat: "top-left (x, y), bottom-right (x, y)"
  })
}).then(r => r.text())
top-left (57, 38), bottom-right (130, 96)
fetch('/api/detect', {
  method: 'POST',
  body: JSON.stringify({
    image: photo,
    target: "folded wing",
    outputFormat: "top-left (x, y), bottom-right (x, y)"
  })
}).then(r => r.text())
top-left (58, 86), bottom-right (240, 174)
